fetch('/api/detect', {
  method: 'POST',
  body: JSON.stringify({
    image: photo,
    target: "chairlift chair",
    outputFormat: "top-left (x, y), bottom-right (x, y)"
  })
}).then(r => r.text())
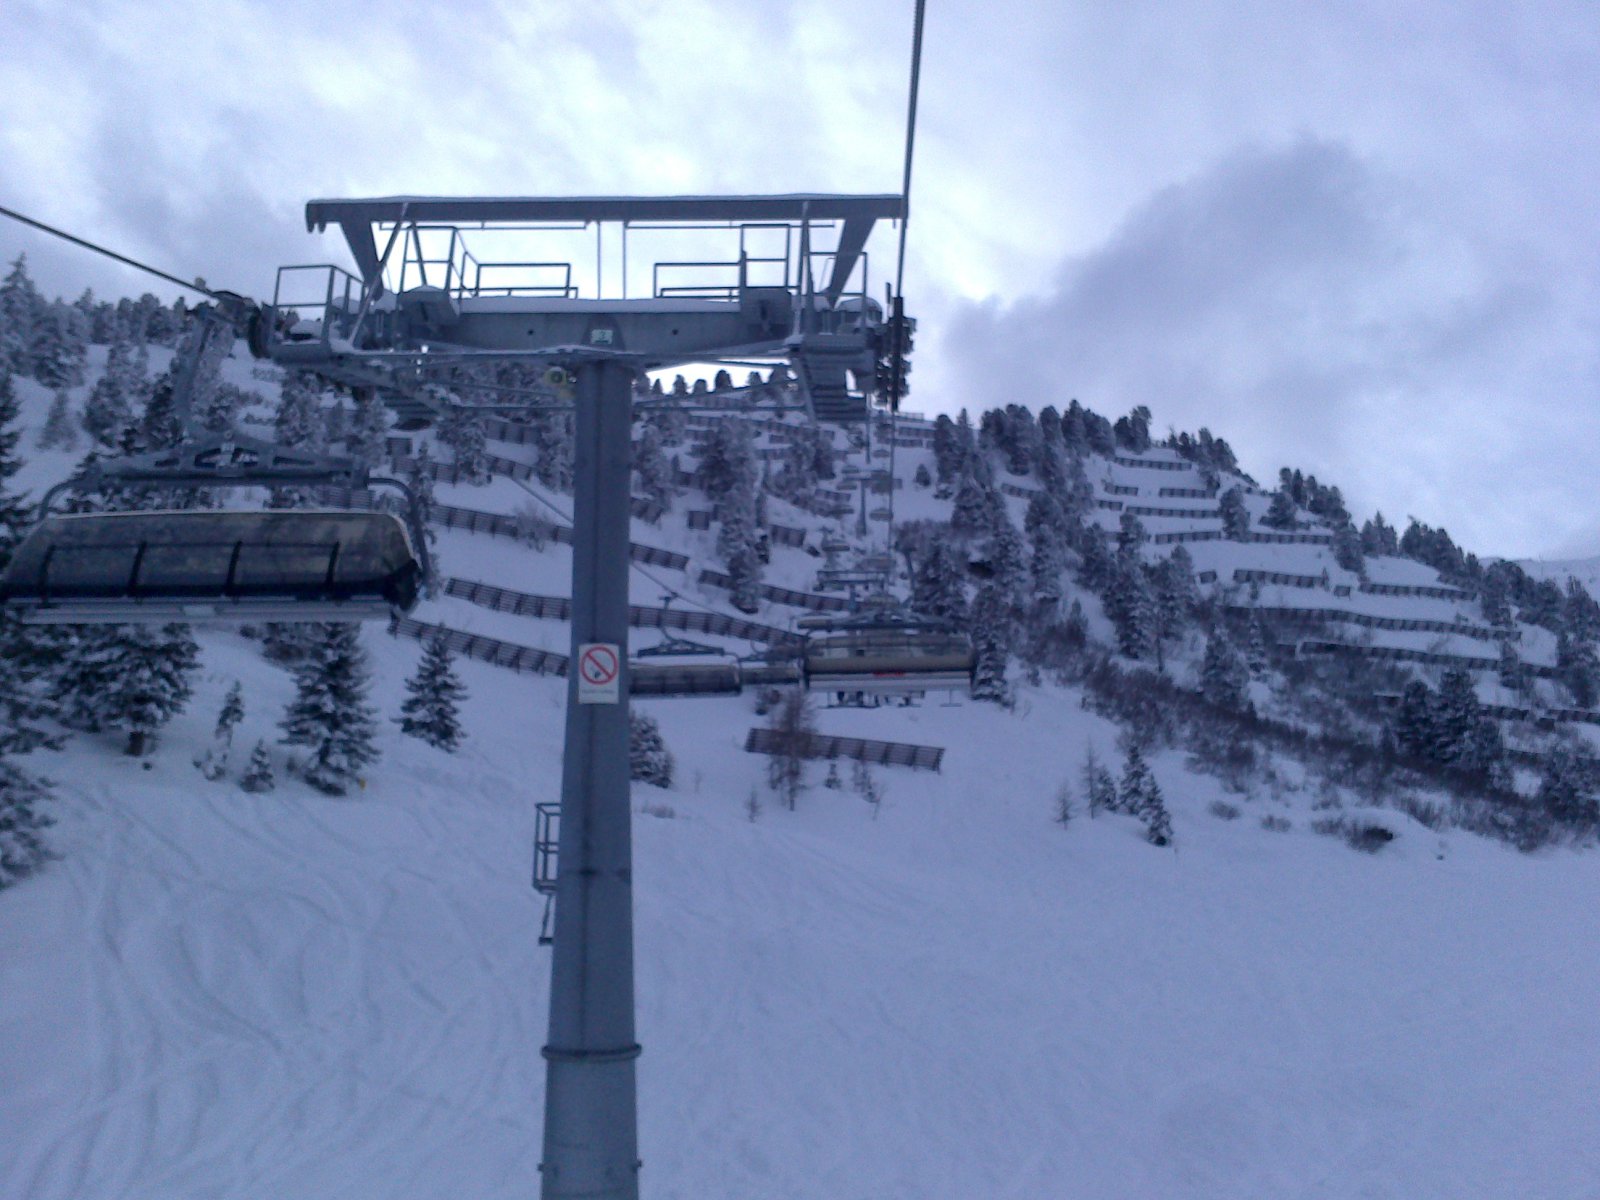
top-left (0, 303), bottom-right (430, 625)
top-left (799, 606), bottom-right (975, 697)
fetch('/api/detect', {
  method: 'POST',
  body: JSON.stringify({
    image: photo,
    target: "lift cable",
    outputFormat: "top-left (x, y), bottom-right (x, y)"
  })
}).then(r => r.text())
top-left (894, 0), bottom-right (927, 302)
top-left (0, 202), bottom-right (230, 303)
top-left (884, 0), bottom-right (927, 551)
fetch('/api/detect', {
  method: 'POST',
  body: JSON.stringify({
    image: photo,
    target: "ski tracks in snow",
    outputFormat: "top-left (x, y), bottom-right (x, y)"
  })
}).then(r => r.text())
top-left (11, 767), bottom-right (546, 1200)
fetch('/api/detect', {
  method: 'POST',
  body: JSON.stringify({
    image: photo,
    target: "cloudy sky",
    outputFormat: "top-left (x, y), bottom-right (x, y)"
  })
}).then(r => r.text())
top-left (4, 0), bottom-right (1598, 561)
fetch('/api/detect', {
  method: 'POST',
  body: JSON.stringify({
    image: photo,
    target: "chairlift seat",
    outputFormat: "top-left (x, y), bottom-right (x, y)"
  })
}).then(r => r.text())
top-left (0, 509), bottom-right (423, 624)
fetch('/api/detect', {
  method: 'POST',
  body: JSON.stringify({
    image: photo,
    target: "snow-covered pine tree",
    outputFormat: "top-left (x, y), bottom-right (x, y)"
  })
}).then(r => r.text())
top-left (0, 760), bottom-right (54, 890)
top-left (1200, 633), bottom-right (1249, 711)
top-left (628, 710), bottom-right (674, 788)
top-left (1119, 743), bottom-right (1172, 844)
top-left (1556, 629), bottom-right (1599, 710)
top-left (1149, 547), bottom-right (1198, 669)
top-left (632, 423), bottom-right (676, 510)
top-left (1075, 524), bottom-right (1114, 593)
top-left (1432, 669), bottom-right (1481, 764)
top-left (1497, 639), bottom-right (1527, 699)
top-left (1105, 555), bottom-right (1155, 660)
top-left (1218, 486), bottom-right (1250, 541)
top-left (274, 370), bottom-right (325, 454)
top-left (91, 623), bottom-right (201, 756)
top-left (949, 465), bottom-right (997, 537)
top-left (1261, 489), bottom-right (1298, 530)
top-left (240, 740), bottom-right (276, 793)
top-left (1245, 611), bottom-right (1270, 674)
top-left (533, 410), bottom-right (576, 491)
top-left (438, 403), bottom-right (490, 484)
top-left (1142, 783), bottom-right (1174, 846)
top-left (397, 634), bottom-right (468, 752)
top-left (1361, 512), bottom-right (1400, 557)
top-left (280, 623), bottom-right (381, 795)
top-left (1536, 742), bottom-right (1598, 830)
top-left (1393, 680), bottom-right (1436, 759)
top-left (1081, 744), bottom-right (1118, 817)
top-left (1331, 521), bottom-right (1365, 575)
top-left (197, 681), bottom-right (246, 780)
top-left (969, 582), bottom-right (1013, 705)
top-left (0, 255), bottom-right (45, 376)
top-left (30, 302), bottom-right (88, 390)
top-left (348, 389), bottom-right (391, 472)
top-left (37, 388), bottom-right (78, 451)
top-left (81, 330), bottom-right (142, 448)
top-left (1116, 742), bottom-right (1154, 814)
top-left (985, 512), bottom-right (1028, 610)
top-left (911, 538), bottom-right (968, 626)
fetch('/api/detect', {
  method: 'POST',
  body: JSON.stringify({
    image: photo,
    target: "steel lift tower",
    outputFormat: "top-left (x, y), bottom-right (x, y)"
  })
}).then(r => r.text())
top-left (254, 194), bottom-right (901, 1198)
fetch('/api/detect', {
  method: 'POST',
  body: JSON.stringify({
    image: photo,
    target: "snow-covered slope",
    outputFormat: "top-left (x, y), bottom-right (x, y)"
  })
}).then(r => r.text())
top-left (5, 344), bottom-right (1600, 1197)
top-left (7, 646), bottom-right (1600, 1199)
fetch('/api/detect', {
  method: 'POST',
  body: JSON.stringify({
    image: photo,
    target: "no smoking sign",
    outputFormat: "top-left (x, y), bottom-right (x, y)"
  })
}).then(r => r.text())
top-left (576, 643), bottom-right (622, 704)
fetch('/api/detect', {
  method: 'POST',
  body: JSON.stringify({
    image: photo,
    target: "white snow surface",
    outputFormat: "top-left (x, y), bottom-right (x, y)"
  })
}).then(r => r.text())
top-left (6, 644), bottom-right (1600, 1199)
top-left (5, 355), bottom-right (1600, 1197)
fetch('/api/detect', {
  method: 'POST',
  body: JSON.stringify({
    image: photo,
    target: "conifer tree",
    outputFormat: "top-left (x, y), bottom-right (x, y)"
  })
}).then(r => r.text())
top-left (533, 410), bottom-right (576, 490)
top-left (1394, 680), bottom-right (1436, 759)
top-left (37, 388), bottom-right (78, 451)
top-left (969, 582), bottom-right (1013, 705)
top-left (1245, 612), bottom-right (1270, 674)
top-left (1106, 557), bottom-right (1155, 660)
top-left (0, 255), bottom-right (44, 376)
top-left (438, 403), bottom-right (490, 484)
top-left (1331, 521), bottom-right (1365, 575)
top-left (397, 635), bottom-right (468, 752)
top-left (107, 624), bottom-right (201, 756)
top-left (1361, 512), bottom-right (1400, 557)
top-left (985, 513), bottom-right (1028, 610)
top-left (197, 681), bottom-right (245, 780)
top-left (1075, 524), bottom-right (1114, 593)
top-left (274, 370), bottom-right (325, 453)
top-left (1200, 633), bottom-right (1249, 711)
top-left (1497, 639), bottom-right (1528, 700)
top-left (1081, 745), bottom-right (1118, 817)
top-left (1219, 486), bottom-right (1250, 540)
top-left (0, 761), bottom-right (54, 890)
top-left (348, 389), bottom-right (391, 472)
top-left (628, 710), bottom-right (674, 788)
top-left (1536, 742), bottom-right (1598, 829)
top-left (31, 302), bottom-right (88, 389)
top-left (1261, 489), bottom-right (1297, 530)
top-left (240, 740), bottom-right (276, 793)
top-left (949, 466), bottom-right (997, 537)
top-left (1119, 743), bottom-right (1171, 843)
top-left (911, 538), bottom-right (968, 625)
top-left (82, 332), bottom-right (141, 447)
top-left (1556, 629), bottom-right (1599, 709)
top-left (280, 623), bottom-right (381, 795)
top-left (1430, 670), bottom-right (1481, 764)
top-left (633, 423), bottom-right (676, 510)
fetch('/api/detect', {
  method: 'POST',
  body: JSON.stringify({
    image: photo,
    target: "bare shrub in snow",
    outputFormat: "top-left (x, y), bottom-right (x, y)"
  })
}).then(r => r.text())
top-left (1208, 800), bottom-right (1242, 821)
top-left (1260, 813), bottom-right (1292, 833)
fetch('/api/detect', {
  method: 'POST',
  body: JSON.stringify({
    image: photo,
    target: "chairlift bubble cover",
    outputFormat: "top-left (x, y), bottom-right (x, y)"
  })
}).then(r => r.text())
top-left (0, 509), bottom-right (423, 623)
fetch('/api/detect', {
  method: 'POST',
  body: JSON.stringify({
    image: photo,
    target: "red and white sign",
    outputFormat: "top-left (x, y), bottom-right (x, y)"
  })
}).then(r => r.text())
top-left (577, 643), bottom-right (622, 704)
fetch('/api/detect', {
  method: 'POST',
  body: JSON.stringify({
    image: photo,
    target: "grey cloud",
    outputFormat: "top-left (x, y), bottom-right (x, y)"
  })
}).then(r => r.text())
top-left (941, 137), bottom-right (1594, 557)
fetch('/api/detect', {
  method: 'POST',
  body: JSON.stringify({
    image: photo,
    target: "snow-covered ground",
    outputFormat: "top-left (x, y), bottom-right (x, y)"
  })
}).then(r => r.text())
top-left (6, 639), bottom-right (1600, 1199)
top-left (6, 347), bottom-right (1600, 1197)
